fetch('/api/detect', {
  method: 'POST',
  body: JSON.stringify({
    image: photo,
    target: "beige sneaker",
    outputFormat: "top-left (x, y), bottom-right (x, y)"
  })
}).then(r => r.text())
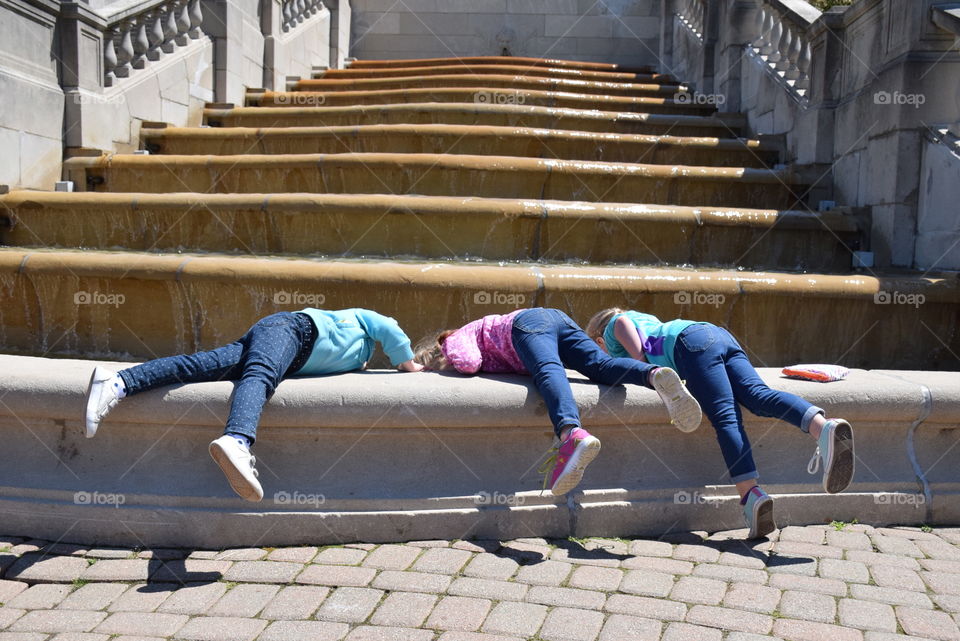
top-left (209, 435), bottom-right (264, 502)
top-left (652, 367), bottom-right (702, 432)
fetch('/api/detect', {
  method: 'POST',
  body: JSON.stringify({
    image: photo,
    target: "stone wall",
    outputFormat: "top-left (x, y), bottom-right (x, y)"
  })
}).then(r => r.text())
top-left (671, 0), bottom-right (960, 270)
top-left (0, 0), bottom-right (65, 190)
top-left (349, 0), bottom-right (661, 68)
top-left (0, 0), bottom-right (351, 191)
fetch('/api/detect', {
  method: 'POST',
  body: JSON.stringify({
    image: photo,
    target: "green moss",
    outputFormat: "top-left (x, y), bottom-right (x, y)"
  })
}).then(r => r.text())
top-left (808, 0), bottom-right (854, 11)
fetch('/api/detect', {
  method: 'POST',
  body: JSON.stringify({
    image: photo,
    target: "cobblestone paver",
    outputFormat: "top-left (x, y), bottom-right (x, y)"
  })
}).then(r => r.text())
top-left (1, 526), bottom-right (959, 640)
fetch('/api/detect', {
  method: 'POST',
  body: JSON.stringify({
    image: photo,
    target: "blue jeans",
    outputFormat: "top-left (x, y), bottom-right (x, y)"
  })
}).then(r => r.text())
top-left (118, 312), bottom-right (317, 443)
top-left (511, 308), bottom-right (658, 438)
top-left (672, 323), bottom-right (823, 483)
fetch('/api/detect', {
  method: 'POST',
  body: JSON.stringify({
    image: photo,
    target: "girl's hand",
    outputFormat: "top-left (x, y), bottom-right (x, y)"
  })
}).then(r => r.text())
top-left (398, 359), bottom-right (425, 372)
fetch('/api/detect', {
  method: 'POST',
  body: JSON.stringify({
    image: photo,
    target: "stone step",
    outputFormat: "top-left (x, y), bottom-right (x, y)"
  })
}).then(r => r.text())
top-left (292, 73), bottom-right (688, 98)
top-left (204, 102), bottom-right (744, 137)
top-left (346, 55), bottom-right (658, 75)
top-left (0, 247), bottom-right (955, 369)
top-left (318, 62), bottom-right (678, 84)
top-left (247, 87), bottom-right (716, 116)
top-left (0, 192), bottom-right (859, 271)
top-left (63, 153), bottom-right (801, 209)
top-left (141, 123), bottom-right (779, 168)
top-left (1, 352), bottom-right (957, 547)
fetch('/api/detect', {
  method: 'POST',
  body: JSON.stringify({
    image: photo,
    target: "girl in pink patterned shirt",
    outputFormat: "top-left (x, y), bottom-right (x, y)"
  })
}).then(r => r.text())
top-left (414, 307), bottom-right (702, 495)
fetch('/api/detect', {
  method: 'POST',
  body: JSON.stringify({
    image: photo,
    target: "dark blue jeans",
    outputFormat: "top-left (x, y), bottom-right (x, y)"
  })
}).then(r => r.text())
top-left (672, 323), bottom-right (823, 483)
top-left (119, 312), bottom-right (317, 443)
top-left (511, 308), bottom-right (658, 438)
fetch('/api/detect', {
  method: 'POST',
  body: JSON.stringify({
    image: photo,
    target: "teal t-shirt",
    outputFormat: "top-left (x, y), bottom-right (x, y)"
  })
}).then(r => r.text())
top-left (294, 308), bottom-right (414, 375)
top-left (603, 311), bottom-right (700, 371)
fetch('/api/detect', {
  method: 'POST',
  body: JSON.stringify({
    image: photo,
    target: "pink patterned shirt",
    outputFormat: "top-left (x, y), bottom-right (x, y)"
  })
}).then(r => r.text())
top-left (441, 310), bottom-right (528, 374)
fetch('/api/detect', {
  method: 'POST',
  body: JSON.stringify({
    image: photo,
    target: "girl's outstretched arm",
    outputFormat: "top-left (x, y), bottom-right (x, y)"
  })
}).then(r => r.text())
top-left (354, 309), bottom-right (416, 367)
top-left (613, 315), bottom-right (648, 362)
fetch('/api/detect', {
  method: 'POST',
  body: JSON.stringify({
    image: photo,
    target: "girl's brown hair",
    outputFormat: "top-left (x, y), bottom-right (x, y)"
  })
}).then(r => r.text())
top-left (585, 307), bottom-right (624, 342)
top-left (413, 330), bottom-right (455, 370)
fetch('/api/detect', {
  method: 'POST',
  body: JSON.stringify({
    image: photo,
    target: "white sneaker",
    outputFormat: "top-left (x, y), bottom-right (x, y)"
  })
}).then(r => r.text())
top-left (209, 435), bottom-right (264, 502)
top-left (652, 367), bottom-right (702, 433)
top-left (84, 366), bottom-right (123, 438)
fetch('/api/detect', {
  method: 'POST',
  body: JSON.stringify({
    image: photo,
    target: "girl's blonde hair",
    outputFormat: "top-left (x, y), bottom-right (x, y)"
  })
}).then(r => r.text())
top-left (585, 307), bottom-right (624, 342)
top-left (413, 330), bottom-right (455, 370)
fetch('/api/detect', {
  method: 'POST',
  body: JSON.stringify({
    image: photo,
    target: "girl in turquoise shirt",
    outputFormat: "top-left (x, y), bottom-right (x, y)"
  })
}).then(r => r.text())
top-left (82, 309), bottom-right (422, 502)
top-left (587, 308), bottom-right (855, 539)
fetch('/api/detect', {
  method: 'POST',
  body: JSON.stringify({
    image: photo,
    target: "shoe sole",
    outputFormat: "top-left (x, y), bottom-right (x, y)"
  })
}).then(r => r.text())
top-left (654, 369), bottom-right (702, 433)
top-left (823, 420), bottom-right (855, 494)
top-left (551, 436), bottom-right (601, 496)
top-left (84, 367), bottom-right (107, 439)
top-left (209, 440), bottom-right (264, 502)
top-left (748, 494), bottom-right (776, 539)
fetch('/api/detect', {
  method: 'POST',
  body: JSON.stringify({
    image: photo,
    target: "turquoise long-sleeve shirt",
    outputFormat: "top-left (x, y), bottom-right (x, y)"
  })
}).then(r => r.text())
top-left (294, 308), bottom-right (415, 376)
top-left (603, 311), bottom-right (700, 372)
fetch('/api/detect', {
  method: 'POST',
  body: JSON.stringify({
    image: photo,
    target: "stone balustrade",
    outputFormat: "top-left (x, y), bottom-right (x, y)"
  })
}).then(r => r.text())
top-left (101, 0), bottom-right (204, 87)
top-left (675, 0), bottom-right (706, 43)
top-left (281, 0), bottom-right (323, 32)
top-left (750, 1), bottom-right (814, 98)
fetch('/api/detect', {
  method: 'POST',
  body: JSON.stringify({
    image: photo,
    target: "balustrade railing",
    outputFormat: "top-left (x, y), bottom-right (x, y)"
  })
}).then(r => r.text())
top-left (750, 2), bottom-right (814, 98)
top-left (676, 0), bottom-right (705, 43)
top-left (103, 0), bottom-right (203, 87)
top-left (281, 0), bottom-right (323, 32)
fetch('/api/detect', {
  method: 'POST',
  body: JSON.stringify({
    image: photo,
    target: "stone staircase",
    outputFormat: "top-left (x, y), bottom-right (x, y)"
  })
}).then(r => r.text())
top-left (2, 55), bottom-right (958, 369)
top-left (1, 55), bottom-right (959, 547)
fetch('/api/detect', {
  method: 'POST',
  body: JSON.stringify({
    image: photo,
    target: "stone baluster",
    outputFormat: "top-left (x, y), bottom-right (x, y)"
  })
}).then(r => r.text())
top-left (175, 0), bottom-right (191, 45)
top-left (759, 9), bottom-right (776, 55)
top-left (752, 6), bottom-right (767, 53)
top-left (297, 0), bottom-right (306, 24)
top-left (131, 16), bottom-right (149, 69)
top-left (766, 19), bottom-right (783, 64)
top-left (776, 25), bottom-right (793, 73)
top-left (282, 0), bottom-right (292, 31)
top-left (796, 39), bottom-right (812, 92)
top-left (784, 28), bottom-right (803, 81)
top-left (189, 0), bottom-right (203, 39)
top-left (146, 10), bottom-right (164, 60)
top-left (114, 23), bottom-right (133, 78)
top-left (161, 2), bottom-right (178, 53)
top-left (104, 28), bottom-right (118, 86)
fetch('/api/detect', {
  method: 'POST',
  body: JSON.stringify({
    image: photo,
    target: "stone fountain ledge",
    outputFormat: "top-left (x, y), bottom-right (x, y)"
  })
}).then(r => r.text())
top-left (0, 354), bottom-right (957, 548)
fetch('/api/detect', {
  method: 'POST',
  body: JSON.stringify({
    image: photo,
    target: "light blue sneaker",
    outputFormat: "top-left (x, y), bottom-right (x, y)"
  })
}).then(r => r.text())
top-left (742, 486), bottom-right (776, 539)
top-left (807, 419), bottom-right (855, 494)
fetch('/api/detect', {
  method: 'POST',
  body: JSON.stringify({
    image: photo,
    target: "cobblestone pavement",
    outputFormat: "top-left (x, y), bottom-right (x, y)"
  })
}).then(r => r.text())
top-left (1, 524), bottom-right (959, 641)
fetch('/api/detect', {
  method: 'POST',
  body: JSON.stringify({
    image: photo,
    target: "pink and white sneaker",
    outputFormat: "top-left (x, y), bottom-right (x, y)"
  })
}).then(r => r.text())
top-left (543, 427), bottom-right (601, 496)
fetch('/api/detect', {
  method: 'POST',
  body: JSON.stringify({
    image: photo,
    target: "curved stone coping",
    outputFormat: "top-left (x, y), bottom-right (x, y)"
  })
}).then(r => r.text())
top-left (0, 247), bottom-right (952, 300)
top-left (293, 73), bottom-right (687, 97)
top-left (0, 354), bottom-right (957, 546)
top-left (207, 101), bottom-right (741, 136)
top-left (3, 355), bottom-right (958, 427)
top-left (322, 62), bottom-right (676, 84)
top-left (0, 192), bottom-right (855, 271)
top-left (347, 55), bottom-right (658, 74)
top-left (249, 88), bottom-right (716, 115)
top-left (1, 247), bottom-right (956, 367)
top-left (0, 191), bottom-right (854, 233)
top-left (141, 123), bottom-right (777, 168)
top-left (63, 152), bottom-right (798, 208)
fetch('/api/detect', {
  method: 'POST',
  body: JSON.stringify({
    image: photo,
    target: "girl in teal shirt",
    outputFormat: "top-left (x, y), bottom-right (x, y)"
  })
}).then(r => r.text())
top-left (587, 308), bottom-right (855, 539)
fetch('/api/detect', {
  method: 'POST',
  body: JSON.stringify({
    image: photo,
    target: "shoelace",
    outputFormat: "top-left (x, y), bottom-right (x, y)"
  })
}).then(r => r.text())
top-left (537, 446), bottom-right (559, 493)
top-left (807, 446), bottom-right (821, 475)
